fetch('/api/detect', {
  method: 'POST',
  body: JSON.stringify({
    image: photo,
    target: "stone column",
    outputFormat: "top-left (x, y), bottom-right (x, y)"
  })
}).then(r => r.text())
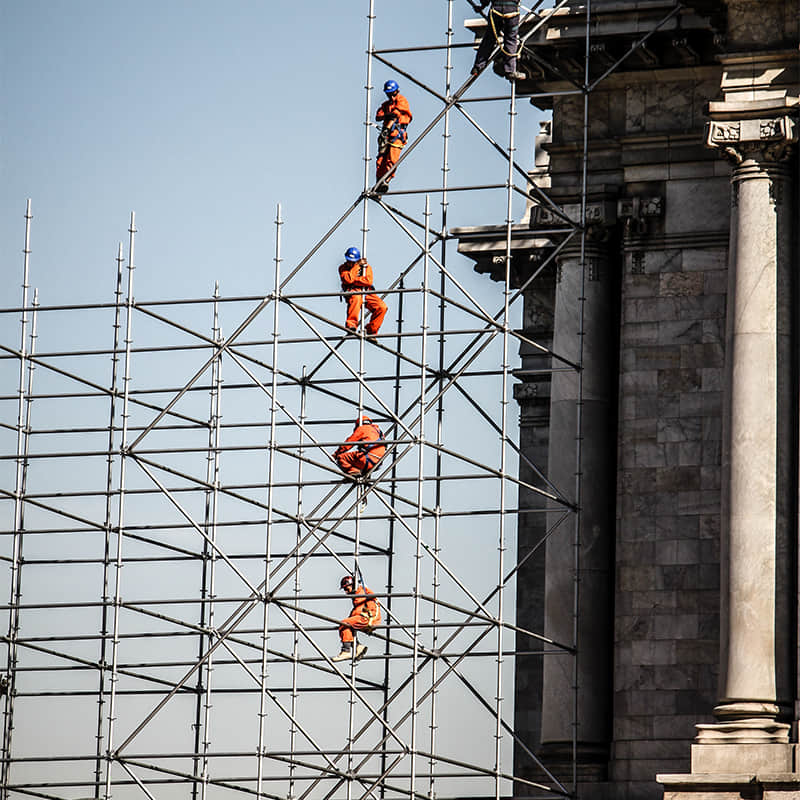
top-left (540, 229), bottom-right (616, 779)
top-left (693, 114), bottom-right (797, 765)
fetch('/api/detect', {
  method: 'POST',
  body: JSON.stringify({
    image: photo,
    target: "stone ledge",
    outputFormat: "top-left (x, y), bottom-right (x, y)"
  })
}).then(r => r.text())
top-left (658, 771), bottom-right (800, 800)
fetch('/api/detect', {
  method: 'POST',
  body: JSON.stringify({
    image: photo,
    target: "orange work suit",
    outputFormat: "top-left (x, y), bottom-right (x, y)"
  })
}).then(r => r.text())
top-left (339, 584), bottom-right (381, 644)
top-left (375, 93), bottom-right (412, 184)
top-left (334, 420), bottom-right (386, 476)
top-left (338, 259), bottom-right (388, 336)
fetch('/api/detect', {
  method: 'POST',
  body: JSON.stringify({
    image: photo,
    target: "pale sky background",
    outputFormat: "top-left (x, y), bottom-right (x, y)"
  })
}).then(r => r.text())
top-left (1, 0), bottom-right (545, 304)
top-left (0, 3), bottom-right (553, 796)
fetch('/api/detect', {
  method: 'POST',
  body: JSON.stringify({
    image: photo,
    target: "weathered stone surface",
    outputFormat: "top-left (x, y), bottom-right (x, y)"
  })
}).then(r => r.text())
top-left (691, 744), bottom-right (795, 774)
top-left (457, 3), bottom-right (800, 798)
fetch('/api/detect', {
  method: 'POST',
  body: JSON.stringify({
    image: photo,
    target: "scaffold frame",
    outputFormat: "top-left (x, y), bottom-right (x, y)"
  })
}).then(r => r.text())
top-left (0, 1), bottom-right (680, 798)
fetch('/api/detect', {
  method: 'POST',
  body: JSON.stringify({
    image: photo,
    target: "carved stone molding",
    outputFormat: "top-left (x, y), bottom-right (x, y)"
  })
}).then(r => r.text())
top-left (706, 115), bottom-right (798, 164)
top-left (531, 199), bottom-right (617, 230)
top-left (617, 195), bottom-right (664, 237)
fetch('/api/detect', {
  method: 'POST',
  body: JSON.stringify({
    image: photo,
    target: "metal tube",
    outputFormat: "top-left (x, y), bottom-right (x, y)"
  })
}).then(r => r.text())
top-left (1, 200), bottom-right (33, 796)
top-left (199, 283), bottom-right (222, 800)
top-left (361, 0), bottom-right (376, 253)
top-left (289, 365), bottom-right (309, 800)
top-left (409, 196), bottom-right (431, 797)
top-left (429, 6), bottom-right (454, 789)
top-left (256, 204), bottom-right (282, 795)
top-left (104, 212), bottom-right (137, 799)
top-left (95, 243), bottom-right (124, 798)
top-left (493, 73), bottom-right (517, 800)
top-left (570, 1), bottom-right (593, 791)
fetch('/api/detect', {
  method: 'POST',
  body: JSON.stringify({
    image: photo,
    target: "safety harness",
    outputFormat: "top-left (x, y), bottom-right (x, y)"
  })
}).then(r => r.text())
top-left (357, 422), bottom-right (385, 469)
top-left (353, 564), bottom-right (381, 630)
top-left (378, 120), bottom-right (408, 154)
top-left (488, 5), bottom-right (521, 58)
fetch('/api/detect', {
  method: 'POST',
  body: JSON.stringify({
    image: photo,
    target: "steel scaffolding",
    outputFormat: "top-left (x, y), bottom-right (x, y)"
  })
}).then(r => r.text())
top-left (0, 1), bottom-right (684, 797)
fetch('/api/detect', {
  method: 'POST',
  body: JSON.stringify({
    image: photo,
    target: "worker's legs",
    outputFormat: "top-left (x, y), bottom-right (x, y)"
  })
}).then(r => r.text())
top-left (345, 293), bottom-right (363, 331)
top-left (473, 25), bottom-right (495, 72)
top-left (376, 144), bottom-right (403, 183)
top-left (336, 450), bottom-right (368, 476)
top-left (499, 13), bottom-right (519, 75)
top-left (339, 614), bottom-right (374, 644)
top-left (376, 151), bottom-right (389, 182)
top-left (472, 12), bottom-right (520, 75)
top-left (364, 293), bottom-right (388, 335)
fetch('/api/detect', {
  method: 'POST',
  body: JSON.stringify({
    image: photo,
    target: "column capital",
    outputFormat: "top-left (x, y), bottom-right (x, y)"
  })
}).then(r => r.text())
top-left (705, 115), bottom-right (798, 165)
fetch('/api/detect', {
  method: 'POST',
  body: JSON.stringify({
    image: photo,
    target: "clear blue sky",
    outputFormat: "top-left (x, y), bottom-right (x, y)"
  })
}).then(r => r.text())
top-left (1, 0), bottom-right (544, 304)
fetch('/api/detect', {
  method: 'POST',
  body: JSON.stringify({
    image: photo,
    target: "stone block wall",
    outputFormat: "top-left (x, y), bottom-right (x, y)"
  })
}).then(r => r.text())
top-left (613, 237), bottom-right (729, 796)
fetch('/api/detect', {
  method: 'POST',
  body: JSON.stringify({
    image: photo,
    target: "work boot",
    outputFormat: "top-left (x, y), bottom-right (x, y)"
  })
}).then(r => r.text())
top-left (505, 70), bottom-right (526, 82)
top-left (354, 644), bottom-right (368, 661)
top-left (375, 183), bottom-right (389, 195)
top-left (332, 645), bottom-right (353, 662)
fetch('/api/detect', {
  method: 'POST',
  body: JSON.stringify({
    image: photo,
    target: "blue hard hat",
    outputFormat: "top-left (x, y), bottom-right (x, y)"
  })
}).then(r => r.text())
top-left (384, 79), bottom-right (399, 94)
top-left (345, 246), bottom-right (361, 262)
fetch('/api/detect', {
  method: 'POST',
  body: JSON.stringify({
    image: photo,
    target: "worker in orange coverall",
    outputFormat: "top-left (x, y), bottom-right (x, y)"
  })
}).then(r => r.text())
top-left (375, 79), bottom-right (412, 193)
top-left (338, 247), bottom-right (387, 340)
top-left (334, 415), bottom-right (386, 477)
top-left (332, 574), bottom-right (381, 662)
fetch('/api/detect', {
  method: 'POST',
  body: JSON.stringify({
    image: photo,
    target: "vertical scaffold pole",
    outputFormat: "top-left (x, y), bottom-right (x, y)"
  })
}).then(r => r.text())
top-left (2, 199), bottom-right (33, 796)
top-left (104, 212), bottom-right (137, 800)
top-left (382, 279), bottom-right (403, 797)
top-left (346, 9), bottom-right (377, 792)
top-left (95, 243), bottom-right (125, 798)
top-left (5, 290), bottom-right (38, 793)
top-left (362, 0), bottom-right (376, 252)
top-left (410, 195), bottom-right (432, 798)
top-left (197, 282), bottom-right (222, 800)
top-left (289, 365), bottom-right (308, 800)
top-left (571, 0), bottom-right (593, 792)
top-left (429, 2), bottom-right (455, 793)
top-left (494, 77), bottom-right (518, 800)
top-left (256, 204), bottom-right (282, 795)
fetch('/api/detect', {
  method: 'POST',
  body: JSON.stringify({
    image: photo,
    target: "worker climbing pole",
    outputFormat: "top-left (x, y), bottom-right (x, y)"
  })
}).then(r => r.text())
top-left (375, 79), bottom-right (413, 194)
top-left (337, 247), bottom-right (388, 341)
top-left (332, 570), bottom-right (381, 663)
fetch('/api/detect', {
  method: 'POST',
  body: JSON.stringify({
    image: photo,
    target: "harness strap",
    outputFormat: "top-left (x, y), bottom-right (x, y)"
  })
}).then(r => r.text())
top-left (489, 7), bottom-right (521, 57)
top-left (357, 425), bottom-right (385, 462)
top-left (380, 120), bottom-right (408, 147)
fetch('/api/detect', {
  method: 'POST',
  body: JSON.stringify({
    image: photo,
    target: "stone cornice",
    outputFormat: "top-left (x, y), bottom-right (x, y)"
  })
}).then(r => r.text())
top-left (466, 0), bottom-right (723, 91)
top-left (706, 115), bottom-right (798, 164)
top-left (530, 199), bottom-right (618, 229)
top-left (452, 224), bottom-right (558, 286)
top-left (715, 49), bottom-right (799, 67)
top-left (658, 773), bottom-right (800, 791)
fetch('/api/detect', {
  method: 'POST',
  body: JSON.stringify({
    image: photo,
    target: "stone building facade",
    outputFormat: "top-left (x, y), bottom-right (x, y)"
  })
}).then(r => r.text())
top-left (457, 1), bottom-right (798, 798)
